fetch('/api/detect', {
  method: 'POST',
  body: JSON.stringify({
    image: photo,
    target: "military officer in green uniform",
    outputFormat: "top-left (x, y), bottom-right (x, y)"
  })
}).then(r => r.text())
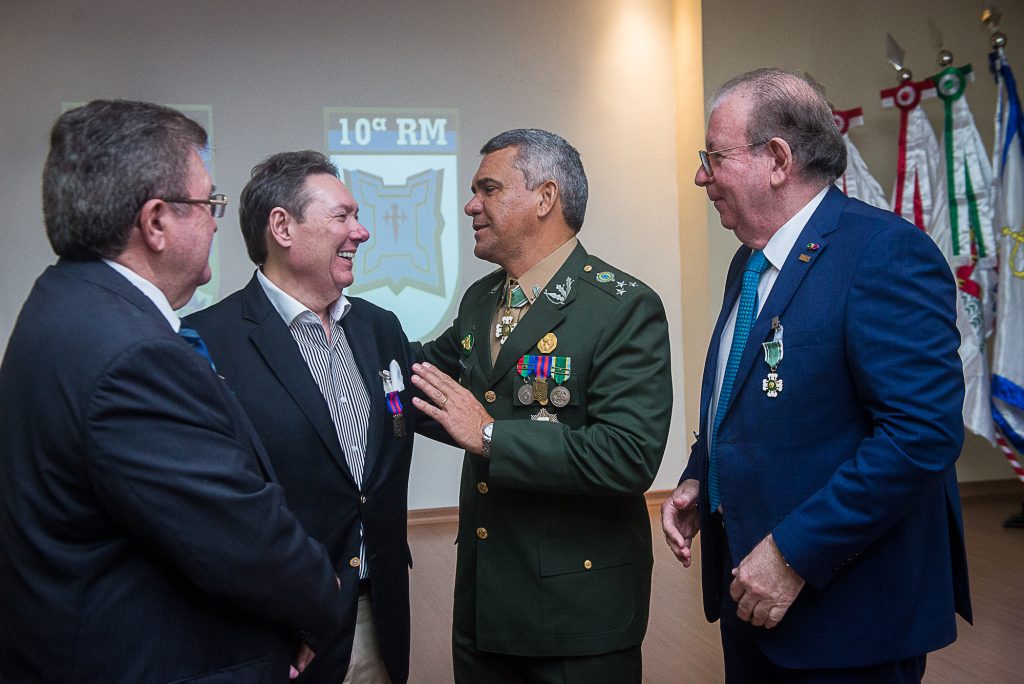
top-left (411, 129), bottom-right (673, 683)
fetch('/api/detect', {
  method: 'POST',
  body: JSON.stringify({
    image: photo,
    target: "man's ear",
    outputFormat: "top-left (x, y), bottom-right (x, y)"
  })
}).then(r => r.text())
top-left (766, 138), bottom-right (794, 188)
top-left (136, 199), bottom-right (172, 253)
top-left (267, 207), bottom-right (294, 248)
top-left (536, 180), bottom-right (559, 219)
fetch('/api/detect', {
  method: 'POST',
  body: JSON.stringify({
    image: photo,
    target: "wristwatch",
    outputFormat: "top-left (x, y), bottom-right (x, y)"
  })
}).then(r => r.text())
top-left (481, 422), bottom-right (494, 457)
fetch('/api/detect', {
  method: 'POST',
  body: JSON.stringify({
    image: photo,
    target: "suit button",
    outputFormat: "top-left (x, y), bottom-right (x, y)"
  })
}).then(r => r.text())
top-left (477, 482), bottom-right (489, 494)
top-left (360, 494), bottom-right (367, 504)
top-left (583, 559), bottom-right (592, 570)
top-left (484, 390), bottom-right (496, 403)
top-left (476, 527), bottom-right (488, 540)
top-left (349, 557), bottom-right (360, 568)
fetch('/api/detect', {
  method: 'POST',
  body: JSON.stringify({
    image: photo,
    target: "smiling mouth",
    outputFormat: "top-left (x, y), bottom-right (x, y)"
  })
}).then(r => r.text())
top-left (336, 250), bottom-right (355, 261)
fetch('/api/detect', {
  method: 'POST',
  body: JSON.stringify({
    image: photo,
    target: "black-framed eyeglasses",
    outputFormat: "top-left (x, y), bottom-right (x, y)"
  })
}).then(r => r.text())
top-left (698, 140), bottom-right (769, 177)
top-left (158, 192), bottom-right (229, 218)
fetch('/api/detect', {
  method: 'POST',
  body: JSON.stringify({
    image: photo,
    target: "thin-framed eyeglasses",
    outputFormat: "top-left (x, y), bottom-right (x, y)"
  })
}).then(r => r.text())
top-left (158, 192), bottom-right (229, 218)
top-left (698, 140), bottom-right (769, 177)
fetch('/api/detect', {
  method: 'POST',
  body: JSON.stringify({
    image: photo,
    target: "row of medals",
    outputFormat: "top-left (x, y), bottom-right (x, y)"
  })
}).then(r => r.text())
top-left (518, 376), bottom-right (570, 408)
top-left (519, 331), bottom-right (570, 409)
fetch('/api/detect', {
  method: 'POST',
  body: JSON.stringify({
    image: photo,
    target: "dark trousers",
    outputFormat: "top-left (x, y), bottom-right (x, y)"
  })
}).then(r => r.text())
top-left (711, 513), bottom-right (927, 684)
top-left (452, 629), bottom-right (641, 684)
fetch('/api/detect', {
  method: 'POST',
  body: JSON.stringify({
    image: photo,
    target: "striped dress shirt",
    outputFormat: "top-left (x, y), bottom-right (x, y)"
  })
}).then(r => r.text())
top-left (257, 271), bottom-right (372, 579)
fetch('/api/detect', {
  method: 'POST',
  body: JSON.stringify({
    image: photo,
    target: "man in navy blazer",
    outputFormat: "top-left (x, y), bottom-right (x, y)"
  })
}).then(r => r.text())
top-left (187, 151), bottom-right (422, 684)
top-left (0, 101), bottom-right (344, 682)
top-left (662, 69), bottom-right (972, 682)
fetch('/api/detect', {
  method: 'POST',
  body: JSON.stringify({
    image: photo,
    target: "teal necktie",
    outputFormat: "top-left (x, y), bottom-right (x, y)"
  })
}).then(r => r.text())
top-left (708, 250), bottom-right (769, 512)
top-left (178, 326), bottom-right (217, 372)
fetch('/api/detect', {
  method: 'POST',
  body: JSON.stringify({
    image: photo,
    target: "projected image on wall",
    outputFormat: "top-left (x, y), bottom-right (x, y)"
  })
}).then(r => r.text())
top-left (325, 108), bottom-right (460, 341)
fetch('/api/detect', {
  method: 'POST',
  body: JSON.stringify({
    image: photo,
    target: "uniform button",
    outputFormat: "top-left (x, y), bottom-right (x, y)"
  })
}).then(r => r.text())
top-left (583, 559), bottom-right (593, 570)
top-left (484, 390), bottom-right (496, 403)
top-left (583, 265), bottom-right (593, 272)
top-left (477, 482), bottom-right (489, 494)
top-left (359, 494), bottom-right (367, 504)
top-left (476, 527), bottom-right (488, 540)
top-left (349, 556), bottom-right (360, 568)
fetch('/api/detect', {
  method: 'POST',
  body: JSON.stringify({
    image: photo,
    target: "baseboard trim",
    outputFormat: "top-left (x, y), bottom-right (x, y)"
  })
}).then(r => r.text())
top-left (408, 506), bottom-right (459, 526)
top-left (958, 478), bottom-right (1023, 498)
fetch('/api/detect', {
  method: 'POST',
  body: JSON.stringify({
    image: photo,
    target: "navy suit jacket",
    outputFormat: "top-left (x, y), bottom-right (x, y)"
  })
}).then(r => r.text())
top-left (0, 260), bottom-right (344, 683)
top-left (187, 274), bottom-right (421, 684)
top-left (682, 187), bottom-right (972, 668)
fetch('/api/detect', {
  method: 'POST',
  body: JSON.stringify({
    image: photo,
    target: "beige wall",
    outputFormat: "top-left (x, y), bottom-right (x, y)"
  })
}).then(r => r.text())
top-left (0, 0), bottom-right (689, 509)
top-left (698, 0), bottom-right (1024, 481)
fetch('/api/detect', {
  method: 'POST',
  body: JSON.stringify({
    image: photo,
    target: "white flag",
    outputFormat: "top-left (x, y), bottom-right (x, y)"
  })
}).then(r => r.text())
top-left (832, 108), bottom-right (888, 208)
top-left (928, 63), bottom-right (998, 444)
top-left (991, 52), bottom-right (1024, 451)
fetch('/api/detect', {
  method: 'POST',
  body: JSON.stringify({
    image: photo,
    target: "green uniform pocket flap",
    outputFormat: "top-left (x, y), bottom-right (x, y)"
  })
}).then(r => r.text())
top-left (538, 533), bottom-right (630, 577)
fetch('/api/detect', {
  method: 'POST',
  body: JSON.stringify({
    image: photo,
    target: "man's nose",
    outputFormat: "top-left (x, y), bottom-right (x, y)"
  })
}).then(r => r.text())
top-left (464, 196), bottom-right (482, 216)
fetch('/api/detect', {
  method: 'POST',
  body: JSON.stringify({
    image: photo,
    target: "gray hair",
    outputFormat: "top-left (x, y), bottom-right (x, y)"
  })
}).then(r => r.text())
top-left (43, 100), bottom-right (207, 260)
top-left (480, 128), bottom-right (588, 232)
top-left (239, 151), bottom-right (340, 265)
top-left (711, 68), bottom-right (846, 184)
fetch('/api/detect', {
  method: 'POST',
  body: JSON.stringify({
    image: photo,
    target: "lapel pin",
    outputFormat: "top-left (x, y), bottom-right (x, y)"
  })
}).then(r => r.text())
top-left (806, 242), bottom-right (820, 250)
top-left (798, 254), bottom-right (812, 263)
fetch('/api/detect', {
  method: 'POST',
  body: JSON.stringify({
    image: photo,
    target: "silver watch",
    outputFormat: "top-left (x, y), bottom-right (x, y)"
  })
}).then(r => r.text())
top-left (481, 422), bottom-right (494, 457)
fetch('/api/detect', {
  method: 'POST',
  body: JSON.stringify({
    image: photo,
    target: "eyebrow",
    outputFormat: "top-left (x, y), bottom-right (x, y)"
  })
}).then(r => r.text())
top-left (471, 176), bottom-right (503, 191)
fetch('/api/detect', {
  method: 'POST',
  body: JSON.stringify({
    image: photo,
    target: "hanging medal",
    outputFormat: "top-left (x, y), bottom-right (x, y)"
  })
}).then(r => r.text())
top-left (761, 321), bottom-right (784, 398)
top-left (532, 354), bottom-right (551, 405)
top-left (550, 356), bottom-right (571, 407)
top-left (516, 355), bottom-right (536, 404)
top-left (379, 368), bottom-right (407, 436)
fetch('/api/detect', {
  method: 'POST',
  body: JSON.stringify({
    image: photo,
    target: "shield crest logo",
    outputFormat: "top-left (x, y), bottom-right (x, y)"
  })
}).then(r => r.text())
top-left (325, 108), bottom-right (460, 341)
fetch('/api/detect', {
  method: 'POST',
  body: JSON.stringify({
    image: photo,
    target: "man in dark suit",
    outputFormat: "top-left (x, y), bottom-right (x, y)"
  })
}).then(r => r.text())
top-left (0, 101), bottom-right (344, 683)
top-left (661, 68), bottom-right (972, 682)
top-left (411, 129), bottom-right (673, 683)
top-left (187, 151), bottom-right (420, 684)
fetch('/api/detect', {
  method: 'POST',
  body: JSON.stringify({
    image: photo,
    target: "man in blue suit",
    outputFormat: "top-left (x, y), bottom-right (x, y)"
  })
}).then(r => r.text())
top-left (662, 68), bottom-right (972, 682)
top-left (187, 151), bottom-right (425, 684)
top-left (0, 101), bottom-right (344, 682)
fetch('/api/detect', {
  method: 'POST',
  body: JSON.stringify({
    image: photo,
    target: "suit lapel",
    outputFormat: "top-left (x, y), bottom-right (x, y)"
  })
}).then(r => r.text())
top-left (725, 188), bottom-right (844, 407)
top-left (485, 246), bottom-right (584, 386)
top-left (469, 274), bottom-right (502, 374)
top-left (340, 305), bottom-right (385, 484)
top-left (242, 278), bottom-right (355, 483)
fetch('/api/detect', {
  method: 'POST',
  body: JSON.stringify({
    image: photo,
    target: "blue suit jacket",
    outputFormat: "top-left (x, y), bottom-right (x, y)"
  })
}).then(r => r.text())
top-left (186, 274), bottom-right (425, 684)
top-left (0, 260), bottom-right (344, 683)
top-left (682, 187), bottom-right (972, 668)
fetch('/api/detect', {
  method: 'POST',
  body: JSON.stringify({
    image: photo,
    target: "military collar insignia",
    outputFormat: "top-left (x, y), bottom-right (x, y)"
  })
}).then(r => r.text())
top-left (543, 276), bottom-right (574, 306)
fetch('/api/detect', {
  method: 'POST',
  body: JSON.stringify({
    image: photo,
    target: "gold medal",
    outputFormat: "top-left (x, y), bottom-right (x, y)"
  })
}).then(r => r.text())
top-left (533, 376), bottom-right (549, 405)
top-left (517, 383), bottom-right (535, 405)
top-left (537, 332), bottom-right (558, 354)
top-left (550, 385), bottom-right (570, 407)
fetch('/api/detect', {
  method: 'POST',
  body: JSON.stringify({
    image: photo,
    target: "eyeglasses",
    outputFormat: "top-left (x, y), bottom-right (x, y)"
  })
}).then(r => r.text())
top-left (698, 140), bottom-right (769, 177)
top-left (158, 192), bottom-right (229, 218)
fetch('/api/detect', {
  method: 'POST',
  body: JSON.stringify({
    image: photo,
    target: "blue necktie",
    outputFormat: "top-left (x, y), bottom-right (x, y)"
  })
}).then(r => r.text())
top-left (178, 326), bottom-right (217, 372)
top-left (708, 250), bottom-right (769, 513)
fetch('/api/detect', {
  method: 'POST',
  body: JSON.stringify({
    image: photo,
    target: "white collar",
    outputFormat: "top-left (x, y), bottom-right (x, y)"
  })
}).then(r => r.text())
top-left (256, 269), bottom-right (351, 327)
top-left (762, 186), bottom-right (829, 271)
top-left (103, 260), bottom-right (180, 332)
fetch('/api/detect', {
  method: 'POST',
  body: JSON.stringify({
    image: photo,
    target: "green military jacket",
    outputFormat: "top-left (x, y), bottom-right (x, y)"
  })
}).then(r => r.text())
top-left (422, 242), bottom-right (673, 657)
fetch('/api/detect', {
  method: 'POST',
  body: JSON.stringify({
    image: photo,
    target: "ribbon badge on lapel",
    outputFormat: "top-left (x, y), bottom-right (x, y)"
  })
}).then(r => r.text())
top-left (380, 359), bottom-right (407, 437)
top-left (761, 318), bottom-right (784, 398)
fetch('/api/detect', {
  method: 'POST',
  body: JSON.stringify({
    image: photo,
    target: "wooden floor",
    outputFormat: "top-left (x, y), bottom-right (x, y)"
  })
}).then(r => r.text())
top-left (408, 493), bottom-right (1024, 683)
